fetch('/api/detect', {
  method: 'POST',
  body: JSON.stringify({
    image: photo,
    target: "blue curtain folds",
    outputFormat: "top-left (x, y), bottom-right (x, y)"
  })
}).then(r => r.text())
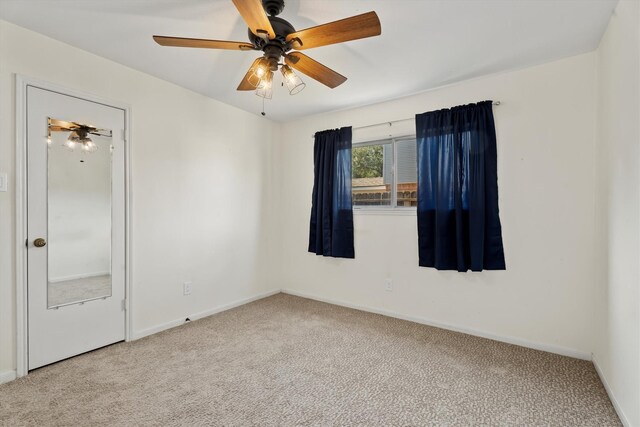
top-left (308, 127), bottom-right (355, 258)
top-left (416, 101), bottom-right (505, 272)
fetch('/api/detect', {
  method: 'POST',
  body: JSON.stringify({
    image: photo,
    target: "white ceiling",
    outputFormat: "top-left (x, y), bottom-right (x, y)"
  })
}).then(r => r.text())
top-left (0, 0), bottom-right (616, 121)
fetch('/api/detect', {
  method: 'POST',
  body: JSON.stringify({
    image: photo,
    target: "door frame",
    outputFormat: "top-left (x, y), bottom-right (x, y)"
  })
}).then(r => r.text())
top-left (15, 75), bottom-right (133, 377)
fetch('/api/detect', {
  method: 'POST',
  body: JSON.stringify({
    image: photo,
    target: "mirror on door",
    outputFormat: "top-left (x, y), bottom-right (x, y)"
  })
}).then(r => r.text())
top-left (47, 118), bottom-right (113, 308)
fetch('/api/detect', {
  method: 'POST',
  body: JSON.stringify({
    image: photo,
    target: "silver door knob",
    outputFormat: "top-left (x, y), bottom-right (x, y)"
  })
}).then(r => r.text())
top-left (33, 238), bottom-right (47, 247)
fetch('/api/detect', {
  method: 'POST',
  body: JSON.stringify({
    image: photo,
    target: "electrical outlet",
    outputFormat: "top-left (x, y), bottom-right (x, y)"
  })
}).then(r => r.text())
top-left (183, 281), bottom-right (192, 296)
top-left (385, 279), bottom-right (393, 292)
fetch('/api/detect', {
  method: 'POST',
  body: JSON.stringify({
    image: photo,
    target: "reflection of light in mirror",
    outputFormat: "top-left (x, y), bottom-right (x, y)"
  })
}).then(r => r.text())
top-left (64, 130), bottom-right (99, 153)
top-left (81, 138), bottom-right (98, 153)
top-left (48, 118), bottom-right (111, 155)
top-left (64, 136), bottom-right (76, 150)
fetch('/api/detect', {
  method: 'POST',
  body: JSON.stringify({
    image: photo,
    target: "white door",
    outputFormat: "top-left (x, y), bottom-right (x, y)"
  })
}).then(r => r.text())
top-left (27, 86), bottom-right (126, 370)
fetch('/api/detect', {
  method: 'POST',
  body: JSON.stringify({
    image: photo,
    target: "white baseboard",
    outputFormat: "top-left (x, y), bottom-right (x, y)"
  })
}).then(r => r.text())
top-left (131, 289), bottom-right (281, 340)
top-left (281, 288), bottom-right (592, 361)
top-left (0, 370), bottom-right (17, 385)
top-left (592, 355), bottom-right (631, 427)
top-left (48, 271), bottom-right (110, 283)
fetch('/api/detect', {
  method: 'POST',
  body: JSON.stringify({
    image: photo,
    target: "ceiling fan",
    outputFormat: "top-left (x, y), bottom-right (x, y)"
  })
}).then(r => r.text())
top-left (153, 0), bottom-right (381, 99)
top-left (47, 118), bottom-right (112, 153)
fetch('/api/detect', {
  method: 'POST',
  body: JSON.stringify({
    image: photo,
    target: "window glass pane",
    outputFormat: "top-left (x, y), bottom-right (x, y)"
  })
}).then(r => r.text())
top-left (352, 143), bottom-right (391, 207)
top-left (395, 138), bottom-right (417, 207)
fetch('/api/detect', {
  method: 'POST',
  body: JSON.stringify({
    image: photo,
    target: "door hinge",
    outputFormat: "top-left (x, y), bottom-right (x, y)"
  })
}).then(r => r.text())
top-left (121, 299), bottom-right (127, 311)
top-left (121, 129), bottom-right (126, 142)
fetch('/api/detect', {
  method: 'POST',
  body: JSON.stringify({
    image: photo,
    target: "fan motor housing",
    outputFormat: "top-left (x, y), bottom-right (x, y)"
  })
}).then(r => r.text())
top-left (248, 16), bottom-right (295, 54)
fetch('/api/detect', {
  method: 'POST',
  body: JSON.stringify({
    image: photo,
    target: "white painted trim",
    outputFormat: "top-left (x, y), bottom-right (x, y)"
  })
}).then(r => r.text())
top-left (131, 290), bottom-right (281, 340)
top-left (14, 74), bottom-right (133, 377)
top-left (592, 355), bottom-right (630, 427)
top-left (15, 75), bottom-right (28, 378)
top-left (0, 370), bottom-right (17, 385)
top-left (281, 288), bottom-right (592, 360)
top-left (123, 106), bottom-right (133, 343)
top-left (48, 271), bottom-right (110, 283)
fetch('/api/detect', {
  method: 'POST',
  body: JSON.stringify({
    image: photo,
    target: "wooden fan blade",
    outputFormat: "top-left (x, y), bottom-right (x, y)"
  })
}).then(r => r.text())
top-left (153, 35), bottom-right (254, 51)
top-left (49, 125), bottom-right (74, 132)
top-left (232, 0), bottom-right (276, 39)
top-left (237, 57), bottom-right (265, 91)
top-left (286, 11), bottom-right (381, 50)
top-left (285, 52), bottom-right (347, 89)
top-left (49, 119), bottom-right (79, 130)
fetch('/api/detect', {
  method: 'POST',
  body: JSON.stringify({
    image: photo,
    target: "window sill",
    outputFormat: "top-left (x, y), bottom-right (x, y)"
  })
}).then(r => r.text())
top-left (353, 207), bottom-right (416, 216)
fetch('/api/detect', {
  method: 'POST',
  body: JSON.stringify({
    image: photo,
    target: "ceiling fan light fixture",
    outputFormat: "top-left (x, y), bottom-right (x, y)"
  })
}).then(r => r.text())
top-left (281, 65), bottom-right (306, 95)
top-left (81, 137), bottom-right (98, 153)
top-left (153, 2), bottom-right (382, 102)
top-left (65, 131), bottom-right (79, 150)
top-left (248, 58), bottom-right (270, 87)
top-left (255, 71), bottom-right (274, 99)
top-left (64, 130), bottom-right (99, 153)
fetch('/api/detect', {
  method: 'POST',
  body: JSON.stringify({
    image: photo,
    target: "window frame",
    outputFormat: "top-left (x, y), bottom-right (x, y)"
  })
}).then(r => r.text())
top-left (352, 134), bottom-right (417, 215)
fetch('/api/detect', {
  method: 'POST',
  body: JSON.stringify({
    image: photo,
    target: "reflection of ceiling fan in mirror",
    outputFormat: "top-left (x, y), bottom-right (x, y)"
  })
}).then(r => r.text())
top-left (47, 118), bottom-right (112, 153)
top-left (153, 0), bottom-right (381, 99)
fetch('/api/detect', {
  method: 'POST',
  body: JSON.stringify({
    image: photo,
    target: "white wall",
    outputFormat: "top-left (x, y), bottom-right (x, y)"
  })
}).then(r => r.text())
top-left (48, 132), bottom-right (111, 281)
top-left (0, 20), bottom-right (278, 376)
top-left (275, 52), bottom-right (599, 359)
top-left (594, 1), bottom-right (640, 425)
top-left (1, 10), bottom-right (637, 424)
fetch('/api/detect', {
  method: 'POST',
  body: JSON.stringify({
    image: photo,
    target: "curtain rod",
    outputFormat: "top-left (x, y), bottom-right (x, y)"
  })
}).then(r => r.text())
top-left (312, 101), bottom-right (501, 137)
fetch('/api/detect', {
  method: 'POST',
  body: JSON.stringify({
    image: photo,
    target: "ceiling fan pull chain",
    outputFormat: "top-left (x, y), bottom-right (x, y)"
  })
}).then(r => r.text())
top-left (261, 96), bottom-right (266, 116)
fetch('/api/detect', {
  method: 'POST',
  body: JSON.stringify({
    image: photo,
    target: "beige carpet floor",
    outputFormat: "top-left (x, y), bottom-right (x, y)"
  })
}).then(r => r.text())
top-left (0, 293), bottom-right (620, 426)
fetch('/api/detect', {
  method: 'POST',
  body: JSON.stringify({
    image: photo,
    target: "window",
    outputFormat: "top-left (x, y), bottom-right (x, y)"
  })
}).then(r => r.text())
top-left (352, 137), bottom-right (417, 209)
